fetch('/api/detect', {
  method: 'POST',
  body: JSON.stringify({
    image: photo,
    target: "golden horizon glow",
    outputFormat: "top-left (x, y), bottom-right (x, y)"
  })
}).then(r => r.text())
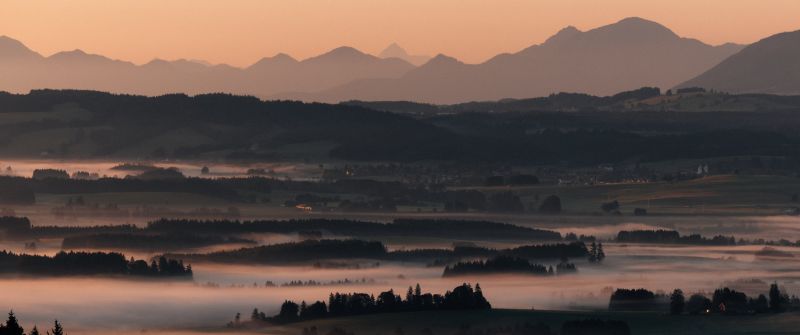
top-left (1, 0), bottom-right (798, 67)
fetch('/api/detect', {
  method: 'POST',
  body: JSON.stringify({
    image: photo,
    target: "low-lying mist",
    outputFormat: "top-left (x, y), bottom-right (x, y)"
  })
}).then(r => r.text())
top-left (3, 212), bottom-right (800, 334)
top-left (4, 242), bottom-right (800, 333)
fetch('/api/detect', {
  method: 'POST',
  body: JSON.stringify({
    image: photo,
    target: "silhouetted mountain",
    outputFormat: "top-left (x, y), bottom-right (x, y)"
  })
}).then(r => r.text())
top-left (379, 43), bottom-right (431, 66)
top-left (247, 53), bottom-right (298, 72)
top-left (262, 46), bottom-right (415, 95)
top-left (0, 37), bottom-right (414, 97)
top-left (0, 18), bottom-right (751, 103)
top-left (678, 30), bottom-right (800, 95)
top-left (295, 17), bottom-right (744, 103)
top-left (47, 49), bottom-right (131, 66)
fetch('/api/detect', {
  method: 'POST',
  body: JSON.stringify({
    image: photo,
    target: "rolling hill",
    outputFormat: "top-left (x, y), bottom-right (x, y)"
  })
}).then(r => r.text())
top-left (678, 30), bottom-right (800, 95)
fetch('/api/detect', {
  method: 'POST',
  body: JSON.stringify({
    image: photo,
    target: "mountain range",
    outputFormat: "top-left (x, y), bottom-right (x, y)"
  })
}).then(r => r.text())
top-left (288, 18), bottom-right (744, 103)
top-left (1, 17), bottom-right (798, 103)
top-left (0, 37), bottom-right (414, 97)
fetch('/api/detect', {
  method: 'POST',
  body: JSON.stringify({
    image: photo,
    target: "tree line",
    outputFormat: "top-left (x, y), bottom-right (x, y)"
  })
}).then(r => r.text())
top-left (147, 218), bottom-right (562, 241)
top-left (610, 283), bottom-right (798, 315)
top-left (391, 242), bottom-right (590, 264)
top-left (616, 230), bottom-right (736, 245)
top-left (233, 283), bottom-right (490, 326)
top-left (442, 256), bottom-right (578, 277)
top-left (171, 239), bottom-right (591, 266)
top-left (61, 233), bottom-right (255, 252)
top-left (0, 311), bottom-right (65, 335)
top-left (0, 250), bottom-right (192, 278)
top-left (0, 216), bottom-right (138, 240)
top-left (616, 229), bottom-right (800, 247)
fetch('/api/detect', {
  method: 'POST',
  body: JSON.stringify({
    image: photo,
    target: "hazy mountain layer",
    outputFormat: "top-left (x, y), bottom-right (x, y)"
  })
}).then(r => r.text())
top-left (0, 39), bottom-right (415, 97)
top-left (0, 18), bottom-right (752, 103)
top-left (290, 18), bottom-right (744, 104)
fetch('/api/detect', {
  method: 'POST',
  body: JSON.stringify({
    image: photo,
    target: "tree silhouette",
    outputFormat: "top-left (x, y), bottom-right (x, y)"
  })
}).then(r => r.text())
top-left (750, 294), bottom-right (769, 313)
top-left (47, 320), bottom-right (64, 335)
top-left (712, 288), bottom-right (748, 314)
top-left (670, 289), bottom-right (685, 315)
top-left (0, 311), bottom-right (24, 335)
top-left (769, 283), bottom-right (784, 312)
top-left (686, 294), bottom-right (712, 315)
top-left (277, 301), bottom-right (300, 323)
top-left (251, 308), bottom-right (260, 321)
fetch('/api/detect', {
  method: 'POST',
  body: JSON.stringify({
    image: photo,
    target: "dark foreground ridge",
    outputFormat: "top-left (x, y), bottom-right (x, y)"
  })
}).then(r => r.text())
top-left (3, 89), bottom-right (800, 163)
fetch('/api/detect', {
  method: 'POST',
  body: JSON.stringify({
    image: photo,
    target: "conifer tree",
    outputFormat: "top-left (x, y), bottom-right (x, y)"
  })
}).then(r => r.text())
top-left (48, 320), bottom-right (64, 335)
top-left (3, 311), bottom-right (24, 335)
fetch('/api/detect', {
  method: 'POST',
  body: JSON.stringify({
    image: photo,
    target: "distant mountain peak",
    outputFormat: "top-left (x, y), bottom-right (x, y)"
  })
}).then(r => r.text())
top-left (50, 49), bottom-right (92, 59)
top-left (251, 52), bottom-right (298, 65)
top-left (271, 53), bottom-right (297, 62)
top-left (597, 17), bottom-right (678, 40)
top-left (247, 52), bottom-right (298, 68)
top-left (0, 35), bottom-right (42, 60)
top-left (296, 46), bottom-right (378, 65)
top-left (48, 49), bottom-right (134, 67)
top-left (559, 25), bottom-right (580, 34)
top-left (536, 17), bottom-right (680, 51)
top-left (144, 58), bottom-right (170, 65)
top-left (423, 54), bottom-right (462, 67)
top-left (379, 43), bottom-right (430, 66)
top-left (318, 46), bottom-right (368, 59)
top-left (544, 25), bottom-right (582, 44)
top-left (380, 43), bottom-right (408, 57)
top-left (65, 49), bottom-right (88, 55)
top-left (617, 16), bottom-right (656, 24)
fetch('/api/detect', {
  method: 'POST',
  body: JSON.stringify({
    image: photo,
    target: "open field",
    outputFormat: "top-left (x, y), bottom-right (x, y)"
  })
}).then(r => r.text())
top-left (457, 175), bottom-right (800, 216)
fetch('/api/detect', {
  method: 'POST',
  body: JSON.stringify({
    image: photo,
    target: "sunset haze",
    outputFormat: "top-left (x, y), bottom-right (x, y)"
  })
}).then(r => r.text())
top-left (1, 0), bottom-right (799, 66)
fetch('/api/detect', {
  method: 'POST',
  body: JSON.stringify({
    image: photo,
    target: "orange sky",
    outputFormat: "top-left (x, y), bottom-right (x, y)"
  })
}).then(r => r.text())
top-left (1, 0), bottom-right (798, 67)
